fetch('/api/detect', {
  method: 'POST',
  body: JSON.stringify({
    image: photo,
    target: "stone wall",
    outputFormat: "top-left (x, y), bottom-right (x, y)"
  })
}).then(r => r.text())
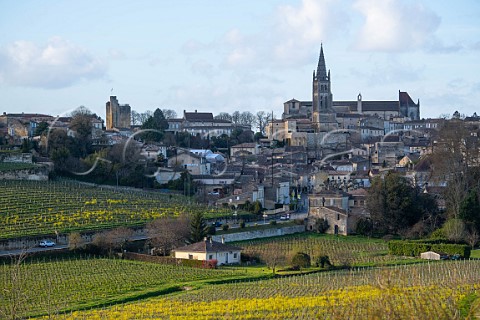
top-left (211, 225), bottom-right (305, 242)
top-left (0, 166), bottom-right (50, 181)
top-left (0, 153), bottom-right (32, 163)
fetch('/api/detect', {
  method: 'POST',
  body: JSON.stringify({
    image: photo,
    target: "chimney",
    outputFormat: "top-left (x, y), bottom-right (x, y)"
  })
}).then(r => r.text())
top-left (221, 236), bottom-right (225, 244)
top-left (195, 109), bottom-right (197, 113)
top-left (204, 236), bottom-right (208, 242)
top-left (209, 237), bottom-right (213, 244)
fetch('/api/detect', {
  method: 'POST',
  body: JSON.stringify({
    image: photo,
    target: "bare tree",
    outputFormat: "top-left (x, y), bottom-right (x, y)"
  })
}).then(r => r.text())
top-left (93, 227), bottom-right (134, 255)
top-left (215, 112), bottom-right (232, 122)
top-left (0, 251), bottom-right (29, 320)
top-left (262, 243), bottom-right (286, 274)
top-left (466, 228), bottom-right (479, 249)
top-left (68, 232), bottom-right (86, 251)
top-left (146, 214), bottom-right (190, 255)
top-left (232, 111), bottom-right (241, 125)
top-left (254, 111), bottom-right (271, 135)
top-left (443, 219), bottom-right (466, 243)
top-left (162, 109), bottom-right (177, 119)
top-left (239, 111), bottom-right (255, 129)
top-left (131, 110), bottom-right (141, 126)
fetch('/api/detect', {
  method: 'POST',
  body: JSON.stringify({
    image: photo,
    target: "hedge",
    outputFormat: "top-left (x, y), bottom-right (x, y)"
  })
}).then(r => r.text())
top-left (388, 240), bottom-right (471, 259)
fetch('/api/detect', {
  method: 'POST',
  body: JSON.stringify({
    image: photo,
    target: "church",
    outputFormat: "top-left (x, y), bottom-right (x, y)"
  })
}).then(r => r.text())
top-left (282, 45), bottom-right (421, 133)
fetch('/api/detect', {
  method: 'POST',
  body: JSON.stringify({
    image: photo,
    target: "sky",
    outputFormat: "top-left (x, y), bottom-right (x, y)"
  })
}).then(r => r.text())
top-left (0, 0), bottom-right (479, 120)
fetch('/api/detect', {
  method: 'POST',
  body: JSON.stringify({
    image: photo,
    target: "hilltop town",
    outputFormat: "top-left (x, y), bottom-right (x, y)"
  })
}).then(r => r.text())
top-left (2, 46), bottom-right (478, 238)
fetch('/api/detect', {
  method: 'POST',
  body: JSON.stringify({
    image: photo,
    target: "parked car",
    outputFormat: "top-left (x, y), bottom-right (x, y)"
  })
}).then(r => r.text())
top-left (212, 221), bottom-right (222, 227)
top-left (280, 214), bottom-right (290, 220)
top-left (39, 240), bottom-right (56, 247)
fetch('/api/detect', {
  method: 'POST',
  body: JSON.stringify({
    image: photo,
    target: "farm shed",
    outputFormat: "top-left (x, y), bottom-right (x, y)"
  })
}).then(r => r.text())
top-left (420, 251), bottom-right (449, 260)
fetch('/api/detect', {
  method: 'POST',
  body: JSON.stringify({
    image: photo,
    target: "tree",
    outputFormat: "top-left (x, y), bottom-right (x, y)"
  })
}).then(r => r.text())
top-left (239, 111), bottom-right (255, 129)
top-left (92, 227), bottom-right (134, 255)
top-left (430, 120), bottom-right (480, 219)
top-left (147, 215), bottom-right (190, 255)
top-left (68, 232), bottom-right (86, 251)
top-left (189, 211), bottom-right (207, 243)
top-left (162, 109), bottom-right (177, 119)
top-left (314, 218), bottom-right (329, 233)
top-left (215, 112), bottom-right (232, 122)
top-left (0, 251), bottom-right (29, 320)
top-left (262, 243), bottom-right (286, 274)
top-left (443, 218), bottom-right (466, 243)
top-left (291, 252), bottom-right (311, 269)
top-left (232, 111), bottom-right (241, 125)
top-left (69, 106), bottom-right (93, 157)
top-left (34, 121), bottom-right (50, 137)
top-left (459, 189), bottom-right (480, 232)
top-left (355, 218), bottom-right (373, 236)
top-left (140, 108), bottom-right (169, 142)
top-left (367, 172), bottom-right (437, 234)
top-left (254, 111), bottom-right (271, 135)
top-left (131, 110), bottom-right (141, 126)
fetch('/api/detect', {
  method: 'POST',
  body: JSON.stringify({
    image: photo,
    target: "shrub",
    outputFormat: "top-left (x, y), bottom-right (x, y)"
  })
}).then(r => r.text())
top-left (388, 240), bottom-right (471, 258)
top-left (207, 225), bottom-right (216, 235)
top-left (222, 224), bottom-right (230, 231)
top-left (239, 220), bottom-right (246, 228)
top-left (314, 218), bottom-right (329, 233)
top-left (291, 252), bottom-right (311, 269)
top-left (270, 220), bottom-right (277, 225)
top-left (315, 255), bottom-right (332, 268)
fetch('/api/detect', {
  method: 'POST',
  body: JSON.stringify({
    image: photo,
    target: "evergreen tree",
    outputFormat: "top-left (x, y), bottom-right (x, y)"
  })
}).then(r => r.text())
top-left (189, 211), bottom-right (207, 243)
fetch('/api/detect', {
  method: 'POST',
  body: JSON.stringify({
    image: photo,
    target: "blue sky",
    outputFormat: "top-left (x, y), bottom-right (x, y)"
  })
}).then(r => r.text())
top-left (0, 0), bottom-right (479, 120)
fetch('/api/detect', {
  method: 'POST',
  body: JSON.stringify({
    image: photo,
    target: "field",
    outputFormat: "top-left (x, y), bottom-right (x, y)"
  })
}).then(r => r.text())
top-left (0, 180), bottom-right (233, 239)
top-left (0, 255), bottom-right (255, 318)
top-left (37, 260), bottom-right (480, 319)
top-left (0, 162), bottom-right (38, 171)
top-left (237, 233), bottom-right (419, 267)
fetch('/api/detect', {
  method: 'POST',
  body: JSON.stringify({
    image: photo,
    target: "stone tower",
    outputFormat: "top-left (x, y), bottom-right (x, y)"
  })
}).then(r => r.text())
top-left (106, 96), bottom-right (131, 130)
top-left (312, 45), bottom-right (336, 132)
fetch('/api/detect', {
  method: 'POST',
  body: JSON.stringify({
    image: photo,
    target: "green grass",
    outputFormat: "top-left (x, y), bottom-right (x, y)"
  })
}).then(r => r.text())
top-left (470, 249), bottom-right (480, 259)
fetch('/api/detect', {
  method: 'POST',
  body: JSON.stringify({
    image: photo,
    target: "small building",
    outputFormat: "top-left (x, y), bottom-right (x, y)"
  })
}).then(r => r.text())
top-left (420, 251), bottom-right (449, 260)
top-left (173, 238), bottom-right (242, 265)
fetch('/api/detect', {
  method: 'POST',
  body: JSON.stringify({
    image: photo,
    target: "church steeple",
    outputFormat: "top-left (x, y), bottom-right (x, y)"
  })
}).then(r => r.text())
top-left (316, 44), bottom-right (328, 81)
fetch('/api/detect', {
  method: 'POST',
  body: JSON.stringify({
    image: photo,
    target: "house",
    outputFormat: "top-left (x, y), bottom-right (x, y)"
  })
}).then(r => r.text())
top-left (173, 238), bottom-right (242, 265)
top-left (420, 251), bottom-right (449, 260)
top-left (230, 143), bottom-right (260, 161)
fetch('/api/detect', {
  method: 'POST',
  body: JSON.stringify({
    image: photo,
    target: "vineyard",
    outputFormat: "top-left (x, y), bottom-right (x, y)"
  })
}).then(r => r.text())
top-left (36, 260), bottom-right (480, 319)
top-left (238, 233), bottom-right (418, 267)
top-left (0, 180), bottom-right (232, 239)
top-left (0, 256), bottom-right (252, 318)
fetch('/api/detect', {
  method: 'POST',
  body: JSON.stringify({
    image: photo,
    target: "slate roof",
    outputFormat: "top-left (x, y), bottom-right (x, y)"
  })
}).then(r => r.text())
top-left (174, 240), bottom-right (242, 253)
top-left (184, 111), bottom-right (214, 121)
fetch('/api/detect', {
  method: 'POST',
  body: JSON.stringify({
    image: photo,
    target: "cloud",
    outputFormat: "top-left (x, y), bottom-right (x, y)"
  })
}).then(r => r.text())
top-left (350, 57), bottom-right (424, 85)
top-left (0, 37), bottom-right (107, 89)
top-left (272, 0), bottom-right (349, 65)
top-left (353, 0), bottom-right (441, 52)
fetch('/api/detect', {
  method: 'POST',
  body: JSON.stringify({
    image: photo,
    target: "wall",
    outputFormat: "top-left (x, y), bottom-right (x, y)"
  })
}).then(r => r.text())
top-left (211, 225), bottom-right (305, 242)
top-left (0, 153), bottom-right (32, 163)
top-left (0, 166), bottom-right (50, 181)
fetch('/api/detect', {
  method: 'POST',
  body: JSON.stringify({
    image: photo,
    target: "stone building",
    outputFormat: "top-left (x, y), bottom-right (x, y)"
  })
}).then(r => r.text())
top-left (106, 96), bottom-right (131, 130)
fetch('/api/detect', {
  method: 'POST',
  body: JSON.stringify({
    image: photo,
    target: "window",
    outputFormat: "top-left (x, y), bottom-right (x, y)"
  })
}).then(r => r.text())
top-left (188, 254), bottom-right (193, 260)
top-left (337, 214), bottom-right (340, 221)
top-left (209, 254), bottom-right (213, 260)
top-left (233, 253), bottom-right (238, 259)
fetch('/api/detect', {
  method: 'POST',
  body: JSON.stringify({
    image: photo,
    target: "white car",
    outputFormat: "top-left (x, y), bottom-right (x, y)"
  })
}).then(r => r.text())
top-left (39, 240), bottom-right (56, 247)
